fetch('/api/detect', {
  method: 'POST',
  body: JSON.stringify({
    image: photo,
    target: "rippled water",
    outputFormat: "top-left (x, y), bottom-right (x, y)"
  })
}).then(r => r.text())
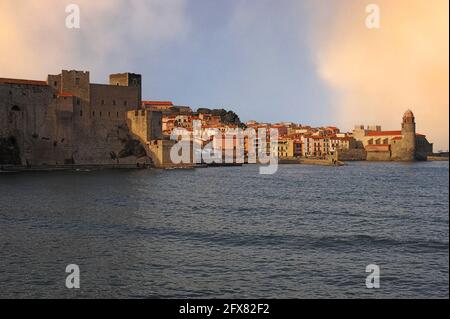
top-left (0, 161), bottom-right (448, 298)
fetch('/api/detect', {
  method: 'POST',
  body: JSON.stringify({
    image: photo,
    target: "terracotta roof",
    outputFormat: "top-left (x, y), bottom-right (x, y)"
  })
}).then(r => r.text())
top-left (0, 77), bottom-right (47, 86)
top-left (142, 101), bottom-right (173, 106)
top-left (367, 130), bottom-right (426, 137)
top-left (58, 92), bottom-right (75, 97)
top-left (336, 136), bottom-right (353, 141)
top-left (366, 130), bottom-right (402, 136)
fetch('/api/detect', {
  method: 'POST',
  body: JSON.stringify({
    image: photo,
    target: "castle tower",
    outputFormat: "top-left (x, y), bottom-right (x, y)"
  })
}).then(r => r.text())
top-left (109, 73), bottom-right (142, 108)
top-left (47, 70), bottom-right (90, 101)
top-left (401, 109), bottom-right (416, 161)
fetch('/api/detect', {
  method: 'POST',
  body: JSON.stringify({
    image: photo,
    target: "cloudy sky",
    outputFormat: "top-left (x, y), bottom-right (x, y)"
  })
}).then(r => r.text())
top-left (0, 0), bottom-right (448, 150)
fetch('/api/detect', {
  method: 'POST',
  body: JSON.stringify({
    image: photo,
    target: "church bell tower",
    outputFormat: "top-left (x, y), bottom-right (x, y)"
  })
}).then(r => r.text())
top-left (401, 109), bottom-right (416, 161)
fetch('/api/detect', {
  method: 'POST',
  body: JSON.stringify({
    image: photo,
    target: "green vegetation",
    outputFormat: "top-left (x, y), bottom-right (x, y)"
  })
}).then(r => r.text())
top-left (197, 108), bottom-right (245, 127)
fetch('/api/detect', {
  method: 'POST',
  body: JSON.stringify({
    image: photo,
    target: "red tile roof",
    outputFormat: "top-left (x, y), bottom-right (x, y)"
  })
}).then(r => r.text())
top-left (142, 101), bottom-right (173, 106)
top-left (58, 92), bottom-right (75, 97)
top-left (0, 78), bottom-right (47, 86)
top-left (367, 130), bottom-right (426, 137)
top-left (366, 130), bottom-right (402, 136)
top-left (337, 136), bottom-right (354, 141)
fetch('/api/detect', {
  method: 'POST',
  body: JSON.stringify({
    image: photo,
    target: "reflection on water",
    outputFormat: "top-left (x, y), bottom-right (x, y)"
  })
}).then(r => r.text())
top-left (0, 162), bottom-right (448, 298)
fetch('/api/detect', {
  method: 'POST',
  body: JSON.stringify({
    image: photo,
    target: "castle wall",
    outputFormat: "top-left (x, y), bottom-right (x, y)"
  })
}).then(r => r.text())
top-left (127, 109), bottom-right (193, 168)
top-left (69, 83), bottom-right (146, 165)
top-left (366, 150), bottom-right (391, 161)
top-left (148, 140), bottom-right (179, 168)
top-left (0, 82), bottom-right (60, 165)
top-left (0, 71), bottom-right (152, 168)
top-left (415, 136), bottom-right (433, 161)
top-left (390, 140), bottom-right (403, 161)
top-left (336, 148), bottom-right (367, 161)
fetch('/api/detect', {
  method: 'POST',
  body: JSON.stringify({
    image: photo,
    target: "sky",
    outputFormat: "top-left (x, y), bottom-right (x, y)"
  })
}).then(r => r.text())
top-left (0, 0), bottom-right (448, 150)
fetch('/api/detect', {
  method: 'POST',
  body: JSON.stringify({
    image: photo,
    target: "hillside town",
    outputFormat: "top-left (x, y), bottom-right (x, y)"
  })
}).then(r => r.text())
top-left (140, 99), bottom-right (433, 165)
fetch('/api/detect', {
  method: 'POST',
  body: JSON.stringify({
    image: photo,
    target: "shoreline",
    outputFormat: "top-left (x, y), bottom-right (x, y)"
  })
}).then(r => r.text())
top-left (2, 157), bottom-right (448, 173)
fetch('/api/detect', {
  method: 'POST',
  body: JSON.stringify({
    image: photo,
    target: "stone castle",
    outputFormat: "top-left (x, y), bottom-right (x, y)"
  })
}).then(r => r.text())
top-left (353, 109), bottom-right (433, 161)
top-left (0, 70), bottom-right (172, 168)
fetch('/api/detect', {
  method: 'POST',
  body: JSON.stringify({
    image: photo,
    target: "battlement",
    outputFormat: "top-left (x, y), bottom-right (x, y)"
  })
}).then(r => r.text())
top-left (62, 70), bottom-right (90, 75)
top-left (367, 125), bottom-right (381, 132)
top-left (109, 73), bottom-right (142, 87)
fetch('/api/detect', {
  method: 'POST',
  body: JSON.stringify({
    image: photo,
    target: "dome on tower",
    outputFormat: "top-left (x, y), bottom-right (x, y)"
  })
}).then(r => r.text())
top-left (403, 109), bottom-right (415, 119)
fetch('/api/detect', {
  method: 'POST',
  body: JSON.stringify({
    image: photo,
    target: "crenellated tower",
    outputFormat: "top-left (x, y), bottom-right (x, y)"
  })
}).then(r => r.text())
top-left (109, 73), bottom-right (142, 108)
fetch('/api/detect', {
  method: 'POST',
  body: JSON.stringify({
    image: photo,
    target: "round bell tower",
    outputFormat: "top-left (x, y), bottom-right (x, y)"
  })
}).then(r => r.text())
top-left (401, 109), bottom-right (416, 161)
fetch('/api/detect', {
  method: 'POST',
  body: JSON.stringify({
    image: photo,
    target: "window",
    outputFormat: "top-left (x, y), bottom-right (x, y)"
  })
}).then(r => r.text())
top-left (113, 100), bottom-right (116, 106)
top-left (100, 112), bottom-right (102, 117)
top-left (54, 81), bottom-right (58, 87)
top-left (116, 112), bottom-right (119, 117)
top-left (101, 100), bottom-right (105, 105)
top-left (124, 101), bottom-right (127, 106)
top-left (92, 111), bottom-right (95, 117)
top-left (75, 78), bottom-right (80, 85)
top-left (108, 112), bottom-right (111, 117)
top-left (76, 98), bottom-right (80, 105)
top-left (80, 111), bottom-right (83, 116)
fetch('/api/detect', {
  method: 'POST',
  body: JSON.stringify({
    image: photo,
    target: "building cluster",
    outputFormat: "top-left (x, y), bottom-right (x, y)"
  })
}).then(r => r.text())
top-left (134, 104), bottom-right (360, 162)
top-left (0, 69), bottom-right (434, 169)
top-left (245, 110), bottom-right (433, 161)
top-left (243, 121), bottom-right (358, 159)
